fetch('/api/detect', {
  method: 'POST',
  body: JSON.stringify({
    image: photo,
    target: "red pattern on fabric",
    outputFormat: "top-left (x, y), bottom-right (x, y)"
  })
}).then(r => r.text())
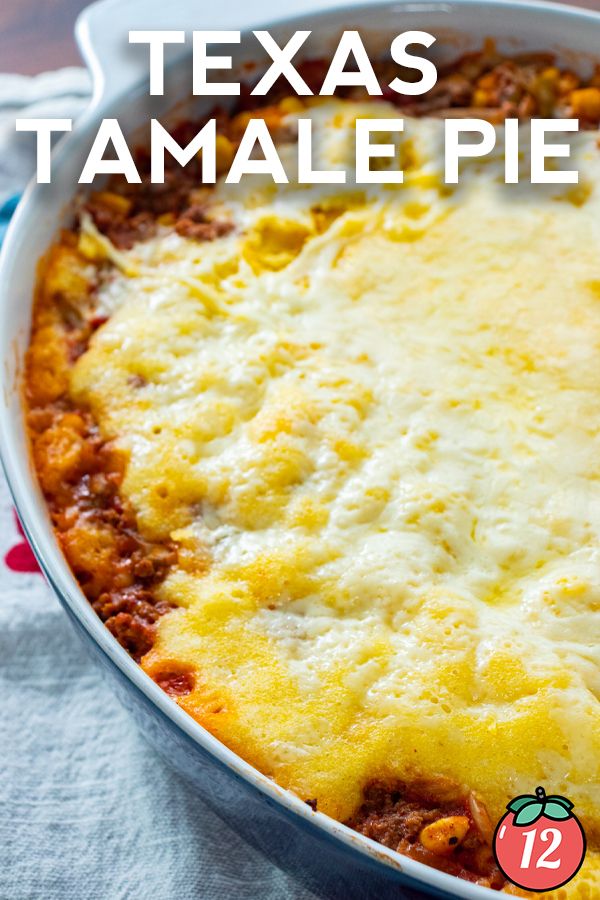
top-left (4, 511), bottom-right (41, 573)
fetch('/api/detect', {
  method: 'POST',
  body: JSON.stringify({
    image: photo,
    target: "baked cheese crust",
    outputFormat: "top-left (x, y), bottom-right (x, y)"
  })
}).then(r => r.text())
top-left (29, 89), bottom-right (600, 895)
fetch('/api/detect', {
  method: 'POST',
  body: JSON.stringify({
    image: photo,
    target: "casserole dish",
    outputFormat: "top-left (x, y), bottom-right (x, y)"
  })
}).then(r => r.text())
top-left (2, 1), bottom-right (600, 897)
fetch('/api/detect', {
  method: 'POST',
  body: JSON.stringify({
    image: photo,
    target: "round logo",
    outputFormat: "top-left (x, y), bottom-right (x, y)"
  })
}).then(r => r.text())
top-left (493, 787), bottom-right (586, 892)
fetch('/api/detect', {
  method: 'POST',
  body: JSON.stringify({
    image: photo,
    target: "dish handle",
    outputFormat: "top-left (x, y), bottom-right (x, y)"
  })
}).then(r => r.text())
top-left (74, 0), bottom-right (363, 110)
top-left (75, 0), bottom-right (194, 109)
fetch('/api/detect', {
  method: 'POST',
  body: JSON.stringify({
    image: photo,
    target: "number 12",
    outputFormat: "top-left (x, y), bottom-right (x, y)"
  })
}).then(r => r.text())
top-left (520, 827), bottom-right (562, 869)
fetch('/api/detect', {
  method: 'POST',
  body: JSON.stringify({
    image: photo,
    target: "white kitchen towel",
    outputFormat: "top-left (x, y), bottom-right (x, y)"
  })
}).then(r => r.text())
top-left (0, 69), bottom-right (318, 900)
top-left (0, 68), bottom-right (91, 206)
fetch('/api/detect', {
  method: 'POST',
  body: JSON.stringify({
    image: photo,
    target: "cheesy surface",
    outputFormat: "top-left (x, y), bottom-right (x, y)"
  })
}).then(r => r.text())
top-left (68, 101), bottom-right (600, 890)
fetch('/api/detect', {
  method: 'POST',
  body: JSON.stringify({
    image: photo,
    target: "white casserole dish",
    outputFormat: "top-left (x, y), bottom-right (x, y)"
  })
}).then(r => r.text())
top-left (1, 1), bottom-right (599, 897)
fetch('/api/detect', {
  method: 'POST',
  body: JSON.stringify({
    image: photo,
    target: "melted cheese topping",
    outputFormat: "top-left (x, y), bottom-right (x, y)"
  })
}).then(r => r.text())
top-left (70, 101), bottom-right (600, 889)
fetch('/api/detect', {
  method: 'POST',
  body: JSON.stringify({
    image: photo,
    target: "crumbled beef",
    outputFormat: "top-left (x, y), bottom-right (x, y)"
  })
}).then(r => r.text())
top-left (88, 207), bottom-right (157, 250)
top-left (174, 207), bottom-right (234, 241)
top-left (27, 377), bottom-right (177, 659)
top-left (105, 612), bottom-right (155, 661)
top-left (347, 781), bottom-right (505, 889)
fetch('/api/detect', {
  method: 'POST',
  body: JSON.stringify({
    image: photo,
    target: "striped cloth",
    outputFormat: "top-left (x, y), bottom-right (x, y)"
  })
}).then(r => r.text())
top-left (0, 193), bottom-right (19, 242)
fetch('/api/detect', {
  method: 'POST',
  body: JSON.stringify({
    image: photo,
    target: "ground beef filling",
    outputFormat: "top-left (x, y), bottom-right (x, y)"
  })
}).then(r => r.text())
top-left (346, 782), bottom-right (506, 889)
top-left (83, 49), bottom-right (600, 251)
top-left (26, 245), bottom-right (178, 662)
top-left (27, 404), bottom-right (177, 661)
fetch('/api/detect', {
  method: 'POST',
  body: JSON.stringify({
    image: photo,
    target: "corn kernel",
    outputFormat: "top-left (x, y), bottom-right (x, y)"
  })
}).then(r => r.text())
top-left (419, 816), bottom-right (470, 855)
top-left (89, 190), bottom-right (132, 216)
top-left (78, 231), bottom-right (107, 262)
top-left (231, 110), bottom-right (252, 134)
top-left (570, 87), bottom-right (600, 121)
top-left (477, 72), bottom-right (497, 91)
top-left (541, 66), bottom-right (559, 83)
top-left (279, 96), bottom-right (304, 115)
top-left (215, 134), bottom-right (235, 176)
top-left (472, 88), bottom-right (490, 108)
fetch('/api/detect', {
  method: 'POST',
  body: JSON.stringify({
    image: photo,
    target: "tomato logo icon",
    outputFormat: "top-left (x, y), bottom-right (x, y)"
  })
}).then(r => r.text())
top-left (493, 787), bottom-right (586, 892)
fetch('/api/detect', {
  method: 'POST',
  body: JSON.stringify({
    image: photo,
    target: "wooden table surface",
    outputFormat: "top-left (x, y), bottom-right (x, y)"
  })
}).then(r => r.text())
top-left (1, 0), bottom-right (600, 76)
